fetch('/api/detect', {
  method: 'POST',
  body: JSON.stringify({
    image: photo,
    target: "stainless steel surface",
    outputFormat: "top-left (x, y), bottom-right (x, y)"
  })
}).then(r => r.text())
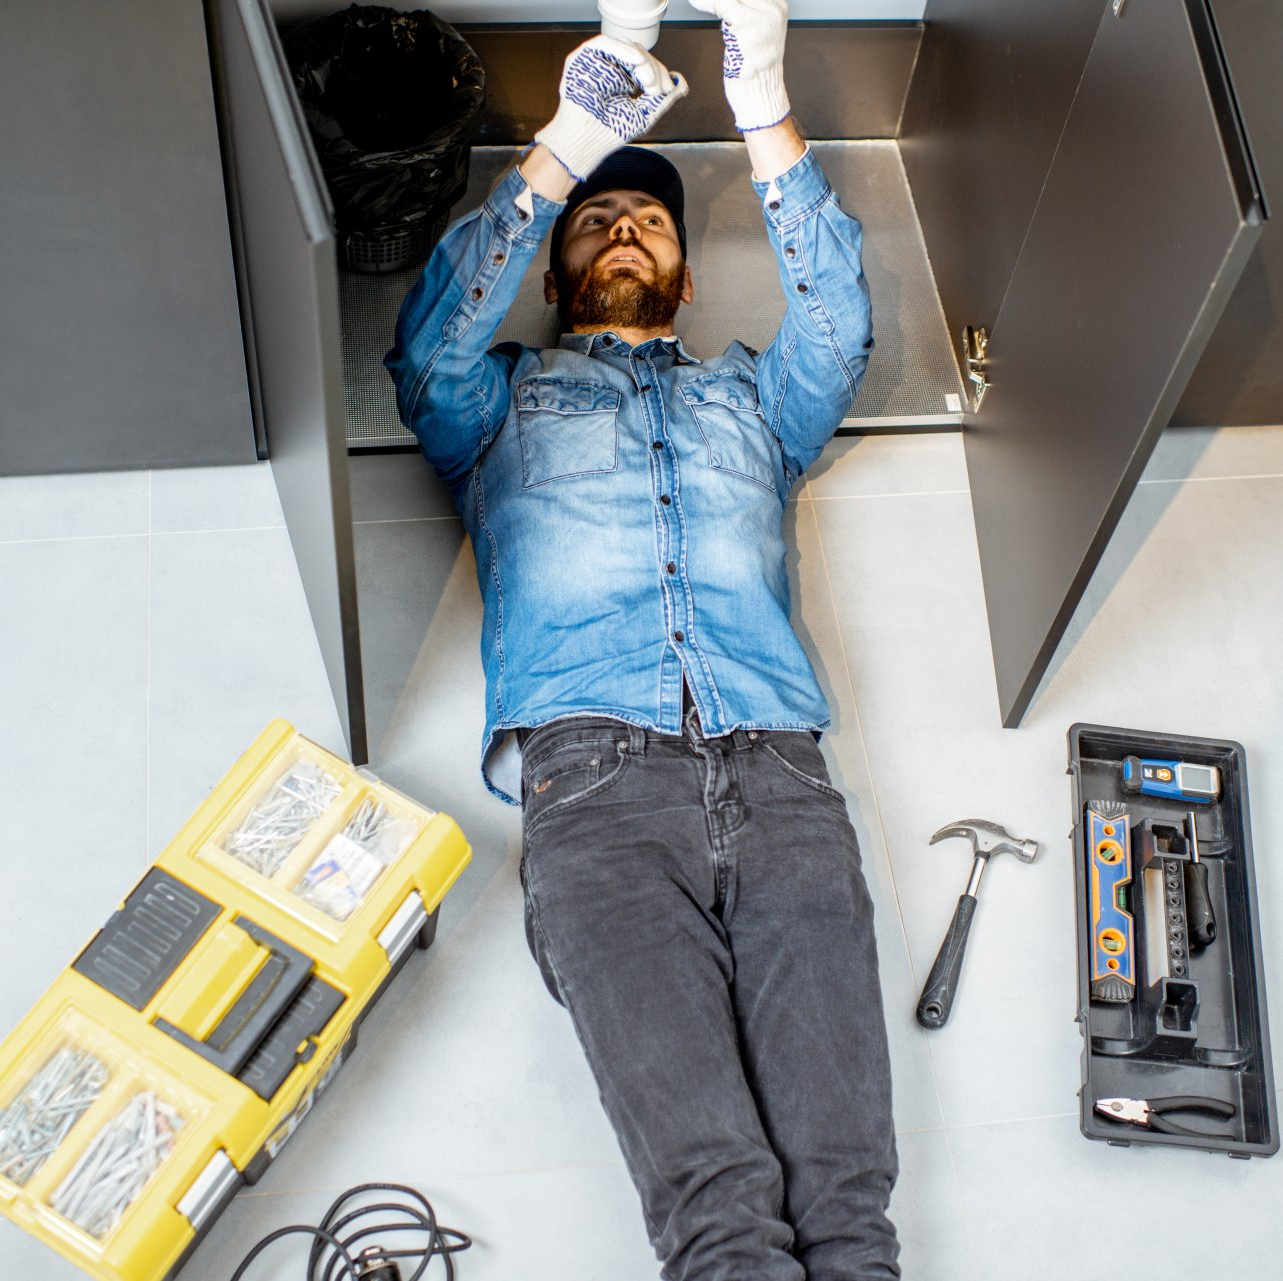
top-left (216, 0), bottom-right (367, 763)
top-left (964, 0), bottom-right (1263, 727)
top-left (0, 0), bottom-right (253, 474)
top-left (343, 140), bottom-right (964, 450)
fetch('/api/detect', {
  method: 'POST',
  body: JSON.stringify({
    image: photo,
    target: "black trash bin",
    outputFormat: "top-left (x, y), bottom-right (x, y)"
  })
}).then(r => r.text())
top-left (282, 5), bottom-right (485, 274)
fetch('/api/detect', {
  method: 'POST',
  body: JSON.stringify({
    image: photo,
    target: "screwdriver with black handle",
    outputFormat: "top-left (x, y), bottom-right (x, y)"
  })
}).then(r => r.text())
top-left (1185, 811), bottom-right (1216, 951)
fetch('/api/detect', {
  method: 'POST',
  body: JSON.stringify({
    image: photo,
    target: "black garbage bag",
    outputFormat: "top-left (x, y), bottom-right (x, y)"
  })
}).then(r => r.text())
top-left (283, 5), bottom-right (485, 272)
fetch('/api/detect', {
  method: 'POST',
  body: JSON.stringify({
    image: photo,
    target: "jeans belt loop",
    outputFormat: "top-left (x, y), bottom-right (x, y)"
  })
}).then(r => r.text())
top-left (626, 723), bottom-right (647, 755)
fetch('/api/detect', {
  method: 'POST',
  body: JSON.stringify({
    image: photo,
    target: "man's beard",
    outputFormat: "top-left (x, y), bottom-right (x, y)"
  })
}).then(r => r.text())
top-left (558, 247), bottom-right (685, 333)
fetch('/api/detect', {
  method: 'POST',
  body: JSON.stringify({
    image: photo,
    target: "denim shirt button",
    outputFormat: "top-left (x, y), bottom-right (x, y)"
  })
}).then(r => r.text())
top-left (652, 440), bottom-right (664, 450)
top-left (673, 630), bottom-right (684, 643)
top-left (768, 200), bottom-right (781, 211)
top-left (797, 283), bottom-right (809, 294)
top-left (660, 494), bottom-right (671, 505)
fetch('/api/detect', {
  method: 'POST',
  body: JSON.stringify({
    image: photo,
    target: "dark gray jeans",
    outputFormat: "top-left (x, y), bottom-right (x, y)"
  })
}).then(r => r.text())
top-left (519, 714), bottom-right (900, 1281)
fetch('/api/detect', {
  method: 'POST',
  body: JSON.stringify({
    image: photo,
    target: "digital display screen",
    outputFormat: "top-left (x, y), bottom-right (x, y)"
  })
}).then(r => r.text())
top-left (1181, 764), bottom-right (1218, 792)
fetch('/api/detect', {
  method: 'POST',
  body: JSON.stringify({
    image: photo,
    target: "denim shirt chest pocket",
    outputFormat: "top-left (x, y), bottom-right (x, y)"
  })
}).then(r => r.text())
top-left (517, 377), bottom-right (621, 488)
top-left (679, 373), bottom-right (779, 494)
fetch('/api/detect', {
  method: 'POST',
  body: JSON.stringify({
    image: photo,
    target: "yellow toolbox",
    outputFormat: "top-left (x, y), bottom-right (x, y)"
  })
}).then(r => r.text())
top-left (0, 720), bottom-right (471, 1281)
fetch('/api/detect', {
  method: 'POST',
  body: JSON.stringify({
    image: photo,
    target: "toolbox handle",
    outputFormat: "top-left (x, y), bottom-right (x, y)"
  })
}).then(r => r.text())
top-left (153, 916), bottom-right (315, 1078)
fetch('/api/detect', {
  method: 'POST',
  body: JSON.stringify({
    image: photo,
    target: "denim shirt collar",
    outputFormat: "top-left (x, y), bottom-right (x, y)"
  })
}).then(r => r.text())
top-left (557, 331), bottom-right (704, 366)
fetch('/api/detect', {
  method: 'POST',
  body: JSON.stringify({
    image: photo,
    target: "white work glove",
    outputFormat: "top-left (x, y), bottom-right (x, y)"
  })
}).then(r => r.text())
top-left (534, 35), bottom-right (688, 183)
top-left (688, 0), bottom-right (790, 132)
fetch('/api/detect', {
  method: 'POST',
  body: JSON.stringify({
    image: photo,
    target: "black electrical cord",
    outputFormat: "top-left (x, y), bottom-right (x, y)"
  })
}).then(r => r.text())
top-left (229, 1182), bottom-right (472, 1281)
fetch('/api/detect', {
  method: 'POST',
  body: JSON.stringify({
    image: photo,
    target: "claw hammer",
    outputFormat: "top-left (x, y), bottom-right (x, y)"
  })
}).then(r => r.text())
top-left (916, 819), bottom-right (1038, 1029)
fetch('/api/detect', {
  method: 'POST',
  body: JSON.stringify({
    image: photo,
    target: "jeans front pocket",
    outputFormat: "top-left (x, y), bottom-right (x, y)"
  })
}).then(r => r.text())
top-left (760, 732), bottom-right (846, 804)
top-left (522, 736), bottom-right (631, 836)
top-left (680, 372), bottom-right (779, 494)
top-left (517, 378), bottom-right (621, 488)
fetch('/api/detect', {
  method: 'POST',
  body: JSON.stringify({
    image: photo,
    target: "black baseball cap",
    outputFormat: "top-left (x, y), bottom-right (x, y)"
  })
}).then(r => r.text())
top-left (549, 146), bottom-right (687, 268)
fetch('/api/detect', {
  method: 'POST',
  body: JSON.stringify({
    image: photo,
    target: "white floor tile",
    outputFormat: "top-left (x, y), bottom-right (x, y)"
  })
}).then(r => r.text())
top-left (1142, 422), bottom-right (1283, 482)
top-left (791, 501), bottom-right (947, 1135)
top-left (0, 470), bottom-right (147, 542)
top-left (146, 526), bottom-right (345, 853)
top-left (182, 1162), bottom-right (658, 1281)
top-left (889, 1129), bottom-right (976, 1281)
top-left (149, 462), bottom-right (283, 533)
top-left (0, 1220), bottom-right (90, 1281)
top-left (950, 1115), bottom-right (1283, 1281)
top-left (352, 514), bottom-right (468, 756)
top-left (806, 430), bottom-right (968, 499)
top-left (0, 537), bottom-right (149, 1030)
top-left (5, 428), bottom-right (1283, 1280)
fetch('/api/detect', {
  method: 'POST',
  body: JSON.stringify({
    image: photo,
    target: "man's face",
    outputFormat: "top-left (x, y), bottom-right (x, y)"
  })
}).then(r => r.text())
top-left (544, 189), bottom-right (695, 333)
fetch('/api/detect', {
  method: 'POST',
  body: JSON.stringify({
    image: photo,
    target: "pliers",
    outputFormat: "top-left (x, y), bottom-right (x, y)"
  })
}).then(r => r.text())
top-left (1094, 1095), bottom-right (1237, 1138)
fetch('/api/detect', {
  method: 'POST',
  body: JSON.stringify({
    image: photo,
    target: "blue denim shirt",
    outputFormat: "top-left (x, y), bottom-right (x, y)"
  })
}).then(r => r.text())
top-left (386, 148), bottom-right (872, 804)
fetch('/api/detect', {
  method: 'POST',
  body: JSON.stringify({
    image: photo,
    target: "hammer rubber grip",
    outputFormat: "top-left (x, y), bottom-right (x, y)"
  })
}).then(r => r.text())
top-left (916, 894), bottom-right (977, 1029)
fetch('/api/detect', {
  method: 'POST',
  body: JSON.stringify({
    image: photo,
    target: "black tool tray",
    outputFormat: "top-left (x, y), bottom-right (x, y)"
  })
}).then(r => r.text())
top-left (1068, 724), bottom-right (1277, 1156)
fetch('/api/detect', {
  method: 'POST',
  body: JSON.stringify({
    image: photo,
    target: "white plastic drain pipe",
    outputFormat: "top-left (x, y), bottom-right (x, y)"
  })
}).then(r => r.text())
top-left (598, 0), bottom-right (669, 49)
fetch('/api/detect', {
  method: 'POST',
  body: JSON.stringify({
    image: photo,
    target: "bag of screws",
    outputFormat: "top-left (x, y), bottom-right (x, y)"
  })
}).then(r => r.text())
top-left (293, 796), bottom-right (419, 920)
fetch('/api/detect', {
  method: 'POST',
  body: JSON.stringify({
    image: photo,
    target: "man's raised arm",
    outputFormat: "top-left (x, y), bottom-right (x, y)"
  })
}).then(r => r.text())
top-left (692, 0), bottom-right (872, 478)
top-left (386, 37), bottom-right (687, 486)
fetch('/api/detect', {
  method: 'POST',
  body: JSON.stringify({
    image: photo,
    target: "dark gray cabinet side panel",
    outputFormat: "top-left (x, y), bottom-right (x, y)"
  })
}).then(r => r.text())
top-left (1171, 0), bottom-right (1282, 427)
top-left (966, 0), bottom-right (1262, 726)
top-left (212, 0), bottom-right (367, 764)
top-left (0, 0), bottom-right (252, 474)
top-left (899, 0), bottom-right (1106, 355)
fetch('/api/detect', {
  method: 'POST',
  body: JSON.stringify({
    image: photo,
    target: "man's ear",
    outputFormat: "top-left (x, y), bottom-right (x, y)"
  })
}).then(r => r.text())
top-left (680, 264), bottom-right (695, 306)
top-left (543, 269), bottom-right (559, 305)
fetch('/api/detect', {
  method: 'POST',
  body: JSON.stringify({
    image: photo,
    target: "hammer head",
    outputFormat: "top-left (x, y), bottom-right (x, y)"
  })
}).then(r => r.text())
top-left (930, 818), bottom-right (1038, 863)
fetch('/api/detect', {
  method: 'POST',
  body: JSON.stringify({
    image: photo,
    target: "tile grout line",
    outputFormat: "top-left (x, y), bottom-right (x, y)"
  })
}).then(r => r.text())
top-left (800, 496), bottom-right (953, 1092)
top-left (352, 515), bottom-right (459, 526)
top-left (1137, 470), bottom-right (1283, 485)
top-left (801, 500), bottom-right (921, 984)
top-left (803, 488), bottom-right (971, 502)
top-left (804, 492), bottom-right (978, 1275)
top-left (0, 532), bottom-right (150, 548)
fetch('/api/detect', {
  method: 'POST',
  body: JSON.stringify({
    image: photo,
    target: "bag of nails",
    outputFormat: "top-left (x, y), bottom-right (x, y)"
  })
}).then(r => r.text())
top-left (0, 720), bottom-right (471, 1281)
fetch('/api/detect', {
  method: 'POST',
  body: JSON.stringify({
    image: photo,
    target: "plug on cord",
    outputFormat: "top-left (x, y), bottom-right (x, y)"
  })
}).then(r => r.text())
top-left (355, 1245), bottom-right (400, 1281)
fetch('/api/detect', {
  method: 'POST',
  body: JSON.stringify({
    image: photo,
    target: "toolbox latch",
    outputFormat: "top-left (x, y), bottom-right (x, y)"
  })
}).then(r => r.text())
top-left (177, 1149), bottom-right (240, 1233)
top-left (378, 893), bottom-right (429, 969)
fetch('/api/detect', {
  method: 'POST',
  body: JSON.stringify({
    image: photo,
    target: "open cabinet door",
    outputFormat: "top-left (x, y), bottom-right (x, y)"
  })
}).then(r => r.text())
top-left (960, 0), bottom-right (1265, 725)
top-left (208, 0), bottom-right (368, 763)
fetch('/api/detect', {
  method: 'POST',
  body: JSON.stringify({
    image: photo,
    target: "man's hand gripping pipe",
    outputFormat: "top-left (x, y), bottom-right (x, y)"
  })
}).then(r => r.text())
top-left (532, 35), bottom-right (688, 185)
